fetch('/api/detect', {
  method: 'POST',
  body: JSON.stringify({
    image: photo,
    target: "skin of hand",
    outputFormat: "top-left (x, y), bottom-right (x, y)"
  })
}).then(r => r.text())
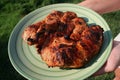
top-left (78, 0), bottom-right (120, 14)
top-left (93, 41), bottom-right (120, 76)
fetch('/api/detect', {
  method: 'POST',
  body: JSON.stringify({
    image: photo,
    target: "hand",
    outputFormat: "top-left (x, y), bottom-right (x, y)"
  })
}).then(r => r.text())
top-left (78, 0), bottom-right (120, 14)
top-left (94, 40), bottom-right (120, 76)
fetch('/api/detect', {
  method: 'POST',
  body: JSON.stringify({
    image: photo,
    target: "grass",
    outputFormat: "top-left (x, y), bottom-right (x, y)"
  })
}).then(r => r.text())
top-left (0, 0), bottom-right (120, 80)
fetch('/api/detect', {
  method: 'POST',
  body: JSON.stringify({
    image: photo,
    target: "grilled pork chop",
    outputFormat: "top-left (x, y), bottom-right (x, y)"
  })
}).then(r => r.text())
top-left (22, 11), bottom-right (104, 68)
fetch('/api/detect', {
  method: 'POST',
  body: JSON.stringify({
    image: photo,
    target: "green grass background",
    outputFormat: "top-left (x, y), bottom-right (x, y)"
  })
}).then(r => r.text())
top-left (0, 0), bottom-right (120, 80)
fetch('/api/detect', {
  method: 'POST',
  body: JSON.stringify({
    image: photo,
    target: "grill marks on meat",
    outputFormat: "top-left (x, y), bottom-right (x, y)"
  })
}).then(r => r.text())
top-left (77, 25), bottom-right (104, 61)
top-left (41, 37), bottom-right (86, 68)
top-left (61, 11), bottom-right (77, 23)
top-left (70, 18), bottom-right (88, 41)
top-left (22, 21), bottom-right (43, 45)
top-left (22, 11), bottom-right (104, 68)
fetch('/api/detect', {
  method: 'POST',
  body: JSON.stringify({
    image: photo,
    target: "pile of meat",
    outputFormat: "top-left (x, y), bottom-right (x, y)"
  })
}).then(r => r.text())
top-left (22, 11), bottom-right (104, 68)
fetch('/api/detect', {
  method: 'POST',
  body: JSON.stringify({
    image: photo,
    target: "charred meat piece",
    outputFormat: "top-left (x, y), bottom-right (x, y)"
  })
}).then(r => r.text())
top-left (22, 21), bottom-right (43, 45)
top-left (45, 11), bottom-right (64, 31)
top-left (22, 11), bottom-right (104, 68)
top-left (70, 17), bottom-right (88, 41)
top-left (41, 37), bottom-right (85, 68)
top-left (77, 25), bottom-right (104, 61)
top-left (40, 25), bottom-right (103, 68)
top-left (61, 11), bottom-right (77, 23)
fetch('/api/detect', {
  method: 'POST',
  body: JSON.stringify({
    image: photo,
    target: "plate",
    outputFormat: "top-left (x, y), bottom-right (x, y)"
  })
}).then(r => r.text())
top-left (8, 3), bottom-right (112, 80)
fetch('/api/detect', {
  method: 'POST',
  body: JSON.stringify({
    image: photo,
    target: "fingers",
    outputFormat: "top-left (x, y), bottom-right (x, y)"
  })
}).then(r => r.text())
top-left (93, 41), bottom-right (120, 76)
top-left (114, 67), bottom-right (120, 80)
top-left (113, 77), bottom-right (120, 80)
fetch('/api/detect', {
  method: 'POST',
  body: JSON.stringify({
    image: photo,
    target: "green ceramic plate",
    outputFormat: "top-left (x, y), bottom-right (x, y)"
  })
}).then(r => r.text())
top-left (8, 3), bottom-right (112, 80)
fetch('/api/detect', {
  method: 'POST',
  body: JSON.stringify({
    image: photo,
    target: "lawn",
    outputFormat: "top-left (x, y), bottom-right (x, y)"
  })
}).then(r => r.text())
top-left (0, 0), bottom-right (120, 80)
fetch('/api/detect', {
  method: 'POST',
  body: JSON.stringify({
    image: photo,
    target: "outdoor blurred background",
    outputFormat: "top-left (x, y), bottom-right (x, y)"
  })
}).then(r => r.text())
top-left (0, 0), bottom-right (120, 80)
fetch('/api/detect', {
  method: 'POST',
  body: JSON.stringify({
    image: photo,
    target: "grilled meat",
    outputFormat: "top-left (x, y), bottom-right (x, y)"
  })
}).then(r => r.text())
top-left (70, 17), bottom-right (88, 41)
top-left (22, 11), bottom-right (104, 68)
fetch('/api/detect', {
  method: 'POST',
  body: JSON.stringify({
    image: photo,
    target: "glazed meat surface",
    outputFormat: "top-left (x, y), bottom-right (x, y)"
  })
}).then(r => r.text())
top-left (22, 11), bottom-right (104, 68)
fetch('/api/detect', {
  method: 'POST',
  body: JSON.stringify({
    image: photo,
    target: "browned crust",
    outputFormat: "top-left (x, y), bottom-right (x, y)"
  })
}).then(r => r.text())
top-left (22, 11), bottom-right (104, 68)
